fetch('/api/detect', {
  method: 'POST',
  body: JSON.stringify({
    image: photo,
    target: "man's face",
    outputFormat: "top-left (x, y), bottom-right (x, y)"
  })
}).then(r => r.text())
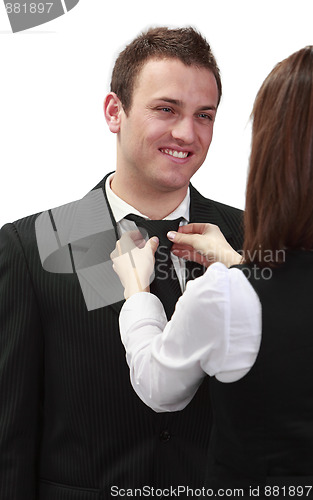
top-left (117, 58), bottom-right (219, 194)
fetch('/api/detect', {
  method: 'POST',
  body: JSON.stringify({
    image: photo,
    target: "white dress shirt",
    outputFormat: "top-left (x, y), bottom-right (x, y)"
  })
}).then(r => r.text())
top-left (119, 262), bottom-right (262, 412)
top-left (105, 173), bottom-right (189, 291)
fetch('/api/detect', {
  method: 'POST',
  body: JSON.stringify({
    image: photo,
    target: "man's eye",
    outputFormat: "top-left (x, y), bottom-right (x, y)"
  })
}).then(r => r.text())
top-left (198, 113), bottom-right (212, 120)
top-left (159, 107), bottom-right (173, 113)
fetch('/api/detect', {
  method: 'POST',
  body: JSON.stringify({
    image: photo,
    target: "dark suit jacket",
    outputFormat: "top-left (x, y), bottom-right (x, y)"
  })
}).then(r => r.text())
top-left (0, 174), bottom-right (243, 499)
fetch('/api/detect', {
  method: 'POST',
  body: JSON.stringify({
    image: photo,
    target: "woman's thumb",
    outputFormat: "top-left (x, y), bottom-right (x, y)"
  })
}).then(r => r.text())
top-left (148, 236), bottom-right (159, 254)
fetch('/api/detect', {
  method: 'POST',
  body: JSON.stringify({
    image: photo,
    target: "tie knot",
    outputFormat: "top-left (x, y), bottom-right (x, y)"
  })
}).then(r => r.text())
top-left (125, 215), bottom-right (183, 251)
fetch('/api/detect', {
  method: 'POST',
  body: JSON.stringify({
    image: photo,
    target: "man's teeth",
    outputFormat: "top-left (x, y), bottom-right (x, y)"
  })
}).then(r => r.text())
top-left (161, 149), bottom-right (189, 159)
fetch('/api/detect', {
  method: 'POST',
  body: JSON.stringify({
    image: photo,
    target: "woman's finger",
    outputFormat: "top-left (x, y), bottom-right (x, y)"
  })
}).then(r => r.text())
top-left (176, 223), bottom-right (209, 234)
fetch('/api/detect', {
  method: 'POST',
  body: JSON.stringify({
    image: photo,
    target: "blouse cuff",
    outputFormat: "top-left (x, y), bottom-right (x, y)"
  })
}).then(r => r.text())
top-left (119, 292), bottom-right (167, 338)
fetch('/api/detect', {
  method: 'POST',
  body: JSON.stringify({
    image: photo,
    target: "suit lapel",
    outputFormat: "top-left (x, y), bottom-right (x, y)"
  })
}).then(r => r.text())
top-left (189, 183), bottom-right (233, 238)
top-left (96, 174), bottom-right (127, 315)
top-left (186, 184), bottom-right (238, 282)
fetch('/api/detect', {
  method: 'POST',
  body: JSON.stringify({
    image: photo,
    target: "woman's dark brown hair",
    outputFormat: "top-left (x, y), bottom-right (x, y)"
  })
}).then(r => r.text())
top-left (243, 46), bottom-right (313, 266)
top-left (110, 26), bottom-right (222, 114)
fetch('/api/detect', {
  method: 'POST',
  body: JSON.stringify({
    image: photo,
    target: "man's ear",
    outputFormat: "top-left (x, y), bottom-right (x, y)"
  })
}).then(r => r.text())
top-left (104, 92), bottom-right (123, 133)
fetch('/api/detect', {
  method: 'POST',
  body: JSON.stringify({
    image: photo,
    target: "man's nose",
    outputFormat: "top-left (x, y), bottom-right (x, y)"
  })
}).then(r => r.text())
top-left (171, 117), bottom-right (195, 144)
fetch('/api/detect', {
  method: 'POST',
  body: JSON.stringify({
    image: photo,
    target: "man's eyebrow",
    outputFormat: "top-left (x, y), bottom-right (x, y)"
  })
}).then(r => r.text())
top-left (153, 97), bottom-right (183, 106)
top-left (153, 97), bottom-right (216, 111)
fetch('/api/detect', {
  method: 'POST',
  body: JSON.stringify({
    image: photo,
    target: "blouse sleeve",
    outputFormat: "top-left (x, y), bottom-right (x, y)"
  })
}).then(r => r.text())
top-left (119, 262), bottom-right (261, 412)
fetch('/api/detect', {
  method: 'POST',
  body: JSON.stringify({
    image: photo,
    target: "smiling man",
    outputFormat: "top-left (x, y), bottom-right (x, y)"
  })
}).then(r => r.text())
top-left (106, 57), bottom-right (219, 218)
top-left (0, 27), bottom-right (243, 499)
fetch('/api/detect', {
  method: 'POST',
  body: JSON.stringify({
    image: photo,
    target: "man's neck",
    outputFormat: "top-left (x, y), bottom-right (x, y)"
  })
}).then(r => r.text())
top-left (110, 173), bottom-right (188, 220)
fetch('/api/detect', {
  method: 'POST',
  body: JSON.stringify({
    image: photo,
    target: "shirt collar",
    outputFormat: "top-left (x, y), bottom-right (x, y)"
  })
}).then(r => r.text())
top-left (105, 173), bottom-right (190, 223)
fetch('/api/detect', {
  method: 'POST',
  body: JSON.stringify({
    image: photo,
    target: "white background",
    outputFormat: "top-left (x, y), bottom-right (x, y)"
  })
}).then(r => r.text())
top-left (0, 0), bottom-right (312, 227)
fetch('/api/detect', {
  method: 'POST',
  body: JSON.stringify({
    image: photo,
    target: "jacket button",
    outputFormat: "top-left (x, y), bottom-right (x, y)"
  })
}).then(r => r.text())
top-left (159, 430), bottom-right (171, 442)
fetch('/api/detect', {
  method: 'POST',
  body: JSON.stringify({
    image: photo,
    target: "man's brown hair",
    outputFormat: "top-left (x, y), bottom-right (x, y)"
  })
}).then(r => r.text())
top-left (243, 46), bottom-right (313, 266)
top-left (110, 26), bottom-right (222, 114)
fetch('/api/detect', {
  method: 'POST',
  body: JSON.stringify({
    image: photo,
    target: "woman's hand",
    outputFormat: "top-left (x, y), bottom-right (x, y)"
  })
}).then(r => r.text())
top-left (111, 231), bottom-right (159, 299)
top-left (167, 223), bottom-right (242, 268)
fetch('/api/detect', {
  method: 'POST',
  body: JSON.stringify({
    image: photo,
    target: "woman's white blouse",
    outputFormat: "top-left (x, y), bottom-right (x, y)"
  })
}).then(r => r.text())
top-left (119, 262), bottom-right (262, 412)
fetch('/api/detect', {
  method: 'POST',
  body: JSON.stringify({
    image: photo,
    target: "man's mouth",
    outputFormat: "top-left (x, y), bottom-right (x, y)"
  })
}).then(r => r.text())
top-left (160, 148), bottom-right (190, 159)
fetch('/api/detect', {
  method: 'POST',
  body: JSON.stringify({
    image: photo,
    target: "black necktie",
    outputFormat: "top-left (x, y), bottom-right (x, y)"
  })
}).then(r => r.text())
top-left (125, 215), bottom-right (183, 319)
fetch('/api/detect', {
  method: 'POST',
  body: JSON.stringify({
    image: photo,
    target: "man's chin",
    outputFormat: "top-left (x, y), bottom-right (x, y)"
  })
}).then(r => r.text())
top-left (152, 170), bottom-right (194, 192)
top-left (154, 178), bottom-right (190, 193)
